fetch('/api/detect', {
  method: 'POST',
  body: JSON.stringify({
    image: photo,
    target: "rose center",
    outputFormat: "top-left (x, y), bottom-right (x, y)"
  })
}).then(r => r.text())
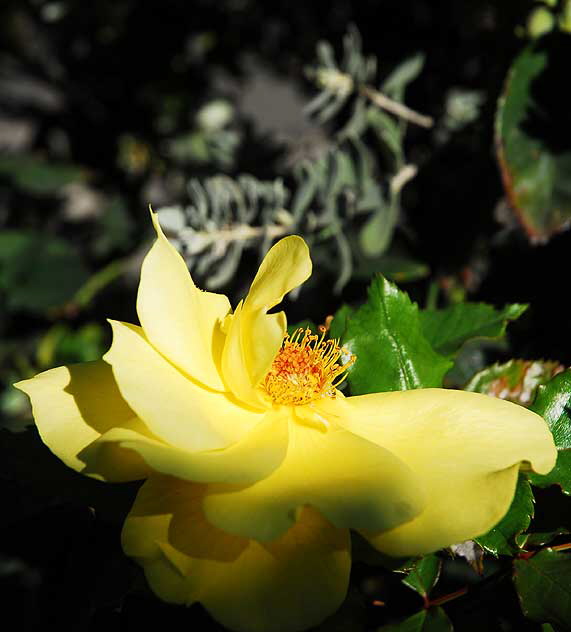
top-left (263, 327), bottom-right (355, 406)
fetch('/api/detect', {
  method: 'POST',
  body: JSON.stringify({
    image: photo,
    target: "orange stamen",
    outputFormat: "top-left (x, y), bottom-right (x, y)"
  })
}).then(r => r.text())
top-left (263, 328), bottom-right (355, 406)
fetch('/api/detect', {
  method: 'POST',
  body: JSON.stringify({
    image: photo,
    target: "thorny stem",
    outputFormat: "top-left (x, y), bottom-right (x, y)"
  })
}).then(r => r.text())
top-left (518, 541), bottom-right (571, 560)
top-left (550, 542), bottom-right (571, 552)
top-left (424, 565), bottom-right (512, 610)
top-left (360, 84), bottom-right (434, 128)
top-left (426, 586), bottom-right (469, 608)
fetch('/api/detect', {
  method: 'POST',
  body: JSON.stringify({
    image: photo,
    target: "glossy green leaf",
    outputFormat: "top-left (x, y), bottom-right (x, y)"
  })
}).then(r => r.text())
top-left (402, 555), bottom-right (441, 598)
top-left (514, 548), bottom-right (571, 629)
top-left (531, 451), bottom-right (571, 495)
top-left (342, 276), bottom-right (452, 394)
top-left (496, 34), bottom-right (571, 241)
top-left (528, 371), bottom-right (571, 493)
top-left (328, 305), bottom-right (354, 341)
top-left (475, 475), bottom-right (534, 556)
top-left (379, 607), bottom-right (453, 632)
top-left (419, 303), bottom-right (527, 357)
top-left (465, 359), bottom-right (563, 406)
top-left (0, 231), bottom-right (89, 313)
top-left (520, 528), bottom-right (570, 549)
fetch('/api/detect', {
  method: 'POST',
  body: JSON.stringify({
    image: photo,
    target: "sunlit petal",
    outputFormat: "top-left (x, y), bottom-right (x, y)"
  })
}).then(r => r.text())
top-left (137, 211), bottom-right (230, 390)
top-left (246, 236), bottom-right (312, 311)
top-left (14, 361), bottom-right (149, 482)
top-left (104, 320), bottom-right (264, 451)
top-left (202, 415), bottom-right (425, 541)
top-left (220, 302), bottom-right (269, 409)
top-left (85, 411), bottom-right (287, 484)
top-left (320, 388), bottom-right (557, 555)
top-left (221, 236), bottom-right (312, 407)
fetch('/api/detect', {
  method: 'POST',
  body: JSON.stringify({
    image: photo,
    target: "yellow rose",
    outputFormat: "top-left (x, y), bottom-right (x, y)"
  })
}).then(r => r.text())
top-left (15, 212), bottom-right (556, 632)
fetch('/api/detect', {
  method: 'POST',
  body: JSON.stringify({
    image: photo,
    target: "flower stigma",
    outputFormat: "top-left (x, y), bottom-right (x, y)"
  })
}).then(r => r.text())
top-left (263, 327), bottom-right (356, 406)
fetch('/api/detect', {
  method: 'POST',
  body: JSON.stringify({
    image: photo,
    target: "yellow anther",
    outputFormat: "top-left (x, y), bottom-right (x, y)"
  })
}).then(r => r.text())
top-left (263, 328), bottom-right (355, 406)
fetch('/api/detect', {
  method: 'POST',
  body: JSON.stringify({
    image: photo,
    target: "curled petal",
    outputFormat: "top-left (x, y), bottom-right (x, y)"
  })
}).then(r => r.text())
top-left (245, 235), bottom-right (312, 312)
top-left (202, 417), bottom-right (425, 541)
top-left (220, 302), bottom-right (271, 409)
top-left (14, 361), bottom-right (149, 482)
top-left (122, 476), bottom-right (350, 632)
top-left (84, 412), bottom-right (288, 484)
top-left (221, 236), bottom-right (311, 407)
top-left (104, 320), bottom-right (264, 452)
top-left (137, 211), bottom-right (230, 391)
top-left (319, 388), bottom-right (557, 556)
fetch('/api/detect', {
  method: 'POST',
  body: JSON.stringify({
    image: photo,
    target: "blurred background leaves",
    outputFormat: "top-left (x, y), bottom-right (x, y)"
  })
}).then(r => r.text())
top-left (4, 1), bottom-right (571, 630)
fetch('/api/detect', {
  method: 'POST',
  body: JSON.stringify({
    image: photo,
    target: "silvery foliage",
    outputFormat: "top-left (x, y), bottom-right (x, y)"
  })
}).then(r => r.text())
top-left (158, 26), bottom-right (428, 293)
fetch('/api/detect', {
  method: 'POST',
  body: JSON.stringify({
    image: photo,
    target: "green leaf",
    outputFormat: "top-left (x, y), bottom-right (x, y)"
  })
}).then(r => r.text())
top-left (342, 276), bottom-right (452, 394)
top-left (381, 53), bottom-right (425, 100)
top-left (520, 528), bottom-right (570, 549)
top-left (531, 452), bottom-right (571, 495)
top-left (465, 359), bottom-right (563, 406)
top-left (378, 607), bottom-right (453, 632)
top-left (0, 231), bottom-right (89, 313)
top-left (529, 370), bottom-right (571, 447)
top-left (528, 371), bottom-right (571, 493)
top-left (328, 305), bottom-right (354, 341)
top-left (359, 206), bottom-right (394, 258)
top-left (367, 106), bottom-right (403, 158)
top-left (514, 548), bottom-right (571, 629)
top-left (475, 474), bottom-right (534, 556)
top-left (351, 239), bottom-right (430, 283)
top-left (0, 156), bottom-right (84, 194)
top-left (496, 34), bottom-right (571, 241)
top-left (402, 555), bottom-right (441, 598)
top-left (419, 303), bottom-right (527, 357)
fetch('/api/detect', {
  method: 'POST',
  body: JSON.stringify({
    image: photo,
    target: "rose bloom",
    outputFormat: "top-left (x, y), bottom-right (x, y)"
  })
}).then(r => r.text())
top-left (16, 213), bottom-right (556, 632)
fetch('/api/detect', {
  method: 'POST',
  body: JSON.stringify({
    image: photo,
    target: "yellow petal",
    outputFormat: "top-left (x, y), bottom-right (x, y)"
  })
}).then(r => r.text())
top-left (202, 414), bottom-right (425, 541)
top-left (14, 361), bottom-right (149, 482)
top-left (84, 412), bottom-right (287, 484)
top-left (221, 236), bottom-right (312, 407)
top-left (321, 388), bottom-right (557, 556)
top-left (220, 302), bottom-right (269, 409)
top-left (78, 417), bottom-right (152, 482)
top-left (104, 320), bottom-right (264, 451)
top-left (122, 476), bottom-right (350, 632)
top-left (137, 211), bottom-right (230, 390)
top-left (245, 235), bottom-right (312, 311)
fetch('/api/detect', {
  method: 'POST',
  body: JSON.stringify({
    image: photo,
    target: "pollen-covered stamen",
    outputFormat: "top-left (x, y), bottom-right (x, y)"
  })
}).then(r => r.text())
top-left (263, 327), bottom-right (355, 406)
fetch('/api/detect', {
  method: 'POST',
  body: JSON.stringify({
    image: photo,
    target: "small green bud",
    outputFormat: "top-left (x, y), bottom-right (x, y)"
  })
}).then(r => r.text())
top-left (527, 7), bottom-right (555, 38)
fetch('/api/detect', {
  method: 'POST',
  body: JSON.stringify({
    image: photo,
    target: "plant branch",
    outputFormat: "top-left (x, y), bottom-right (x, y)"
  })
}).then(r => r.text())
top-left (360, 84), bottom-right (433, 128)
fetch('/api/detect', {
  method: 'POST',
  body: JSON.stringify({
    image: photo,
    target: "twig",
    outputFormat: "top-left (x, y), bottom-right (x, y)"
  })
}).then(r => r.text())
top-left (360, 84), bottom-right (433, 128)
top-left (177, 220), bottom-right (292, 255)
top-left (550, 542), bottom-right (571, 553)
top-left (390, 164), bottom-right (418, 195)
top-left (427, 586), bottom-right (469, 608)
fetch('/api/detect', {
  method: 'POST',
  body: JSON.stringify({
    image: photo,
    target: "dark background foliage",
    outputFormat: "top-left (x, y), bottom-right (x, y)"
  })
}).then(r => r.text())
top-left (3, 1), bottom-right (571, 630)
